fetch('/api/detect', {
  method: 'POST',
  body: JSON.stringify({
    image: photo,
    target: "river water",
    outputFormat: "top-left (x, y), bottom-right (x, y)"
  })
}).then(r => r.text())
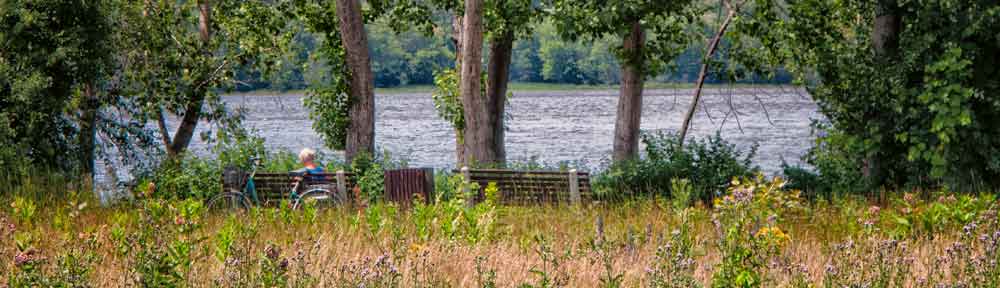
top-left (96, 87), bottom-right (821, 201)
top-left (184, 86), bottom-right (821, 173)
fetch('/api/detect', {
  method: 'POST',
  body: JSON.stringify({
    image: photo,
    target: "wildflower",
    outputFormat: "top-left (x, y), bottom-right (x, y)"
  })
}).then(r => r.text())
top-left (279, 259), bottom-right (289, 270)
top-left (265, 244), bottom-right (280, 261)
top-left (868, 205), bottom-right (881, 215)
top-left (963, 222), bottom-right (978, 236)
top-left (732, 187), bottom-right (753, 204)
top-left (824, 264), bottom-right (837, 276)
top-left (408, 243), bottom-right (423, 254)
top-left (756, 226), bottom-right (791, 246)
top-left (13, 249), bottom-right (42, 267)
top-left (174, 215), bottom-right (186, 226)
top-left (903, 193), bottom-right (916, 204)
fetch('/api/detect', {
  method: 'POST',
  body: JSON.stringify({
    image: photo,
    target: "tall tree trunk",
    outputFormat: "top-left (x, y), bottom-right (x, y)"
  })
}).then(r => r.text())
top-left (873, 0), bottom-right (901, 58)
top-left (486, 30), bottom-right (514, 166)
top-left (337, 0), bottom-right (376, 163)
top-left (163, 0), bottom-right (212, 157)
top-left (459, 0), bottom-right (496, 166)
top-left (78, 83), bottom-right (99, 194)
top-left (451, 15), bottom-right (466, 166)
top-left (612, 21), bottom-right (645, 162)
top-left (866, 0), bottom-right (901, 186)
top-left (678, 6), bottom-right (734, 146)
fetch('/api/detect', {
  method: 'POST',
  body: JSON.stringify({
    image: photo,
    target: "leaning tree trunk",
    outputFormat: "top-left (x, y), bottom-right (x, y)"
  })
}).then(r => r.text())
top-left (678, 6), bottom-right (734, 146)
top-left (337, 0), bottom-right (376, 163)
top-left (163, 0), bottom-right (213, 157)
top-left (458, 0), bottom-right (496, 166)
top-left (486, 30), bottom-right (514, 166)
top-left (612, 21), bottom-right (645, 162)
top-left (451, 15), bottom-right (466, 166)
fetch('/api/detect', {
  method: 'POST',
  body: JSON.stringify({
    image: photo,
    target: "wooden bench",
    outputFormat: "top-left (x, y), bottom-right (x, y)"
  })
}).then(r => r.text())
top-left (221, 170), bottom-right (356, 206)
top-left (455, 167), bottom-right (592, 205)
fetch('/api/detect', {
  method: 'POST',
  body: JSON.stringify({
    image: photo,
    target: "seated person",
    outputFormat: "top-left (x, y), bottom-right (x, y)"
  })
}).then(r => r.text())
top-left (293, 148), bottom-right (324, 184)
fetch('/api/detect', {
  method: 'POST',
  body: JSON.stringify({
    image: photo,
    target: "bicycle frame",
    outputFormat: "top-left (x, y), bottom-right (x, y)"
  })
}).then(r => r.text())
top-left (240, 157), bottom-right (313, 206)
top-left (243, 157), bottom-right (261, 205)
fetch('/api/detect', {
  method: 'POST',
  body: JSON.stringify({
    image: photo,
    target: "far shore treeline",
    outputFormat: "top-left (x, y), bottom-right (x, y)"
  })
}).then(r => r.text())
top-left (232, 19), bottom-right (794, 92)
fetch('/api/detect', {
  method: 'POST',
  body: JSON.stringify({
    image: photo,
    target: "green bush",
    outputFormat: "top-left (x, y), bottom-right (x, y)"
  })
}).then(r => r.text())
top-left (780, 163), bottom-right (829, 200)
top-left (593, 132), bottom-right (758, 203)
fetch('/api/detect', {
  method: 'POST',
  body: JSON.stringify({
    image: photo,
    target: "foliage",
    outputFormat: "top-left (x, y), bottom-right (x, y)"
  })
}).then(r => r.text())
top-left (535, 21), bottom-right (620, 84)
top-left (923, 205), bottom-right (1000, 287)
top-left (884, 192), bottom-right (996, 239)
top-left (432, 68), bottom-right (466, 133)
top-left (293, 0), bottom-right (354, 151)
top-left (119, 0), bottom-right (292, 152)
top-left (7, 233), bottom-right (101, 288)
top-left (780, 164), bottom-right (825, 201)
top-left (142, 124), bottom-right (280, 200)
top-left (646, 194), bottom-right (700, 287)
top-left (412, 175), bottom-right (498, 244)
top-left (711, 174), bottom-right (802, 288)
top-left (548, 0), bottom-right (701, 78)
top-left (518, 236), bottom-right (569, 288)
top-left (822, 237), bottom-right (912, 287)
top-left (0, 0), bottom-right (115, 174)
top-left (594, 132), bottom-right (758, 202)
top-left (766, 0), bottom-right (1000, 190)
top-left (110, 198), bottom-right (205, 286)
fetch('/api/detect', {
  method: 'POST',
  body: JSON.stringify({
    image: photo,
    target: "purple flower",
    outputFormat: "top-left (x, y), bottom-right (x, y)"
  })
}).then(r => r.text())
top-left (265, 244), bottom-right (280, 261)
top-left (13, 249), bottom-right (41, 267)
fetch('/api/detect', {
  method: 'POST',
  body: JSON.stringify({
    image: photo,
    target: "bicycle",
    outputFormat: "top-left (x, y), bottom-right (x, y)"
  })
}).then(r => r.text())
top-left (207, 157), bottom-right (348, 211)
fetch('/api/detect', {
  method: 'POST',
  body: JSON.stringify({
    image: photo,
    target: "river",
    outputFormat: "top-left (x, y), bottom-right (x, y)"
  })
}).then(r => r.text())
top-left (193, 86), bottom-right (821, 172)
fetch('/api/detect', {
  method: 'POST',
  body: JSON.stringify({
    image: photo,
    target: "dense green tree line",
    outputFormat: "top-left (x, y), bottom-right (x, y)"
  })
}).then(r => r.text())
top-left (231, 19), bottom-right (792, 91)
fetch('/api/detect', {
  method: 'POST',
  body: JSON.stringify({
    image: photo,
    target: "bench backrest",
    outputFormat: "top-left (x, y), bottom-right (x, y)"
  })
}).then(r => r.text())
top-left (222, 171), bottom-right (356, 205)
top-left (455, 168), bottom-right (591, 205)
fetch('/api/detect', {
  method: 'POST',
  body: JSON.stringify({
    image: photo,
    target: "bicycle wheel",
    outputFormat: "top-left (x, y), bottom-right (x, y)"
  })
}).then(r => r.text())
top-left (207, 192), bottom-right (250, 212)
top-left (292, 188), bottom-right (346, 210)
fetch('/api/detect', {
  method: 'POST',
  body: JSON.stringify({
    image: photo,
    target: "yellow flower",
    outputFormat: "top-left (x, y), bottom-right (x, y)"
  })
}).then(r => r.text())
top-left (409, 243), bottom-right (424, 254)
top-left (757, 226), bottom-right (791, 247)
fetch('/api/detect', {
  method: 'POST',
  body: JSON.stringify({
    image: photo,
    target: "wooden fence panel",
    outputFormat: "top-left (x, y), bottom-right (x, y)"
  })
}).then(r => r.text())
top-left (384, 168), bottom-right (434, 206)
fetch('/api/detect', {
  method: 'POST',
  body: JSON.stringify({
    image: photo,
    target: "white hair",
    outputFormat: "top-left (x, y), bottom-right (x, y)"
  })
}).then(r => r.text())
top-left (298, 148), bottom-right (316, 163)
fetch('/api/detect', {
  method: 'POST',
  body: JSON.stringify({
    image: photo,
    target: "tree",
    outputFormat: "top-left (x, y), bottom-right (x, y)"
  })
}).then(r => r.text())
top-left (677, 0), bottom-right (739, 145)
top-left (121, 0), bottom-right (291, 158)
top-left (769, 0), bottom-right (1000, 190)
top-left (336, 0), bottom-right (376, 163)
top-left (0, 0), bottom-right (115, 177)
top-left (458, 0), bottom-right (497, 166)
top-left (550, 0), bottom-right (699, 162)
top-left (401, 0), bottom-right (534, 166)
top-left (483, 0), bottom-right (536, 166)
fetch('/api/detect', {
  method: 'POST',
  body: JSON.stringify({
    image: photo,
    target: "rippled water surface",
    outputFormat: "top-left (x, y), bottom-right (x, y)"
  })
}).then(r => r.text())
top-left (168, 87), bottom-right (821, 173)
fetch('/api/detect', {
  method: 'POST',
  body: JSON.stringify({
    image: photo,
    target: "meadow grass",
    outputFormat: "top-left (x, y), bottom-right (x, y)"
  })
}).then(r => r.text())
top-left (2, 185), bottom-right (996, 287)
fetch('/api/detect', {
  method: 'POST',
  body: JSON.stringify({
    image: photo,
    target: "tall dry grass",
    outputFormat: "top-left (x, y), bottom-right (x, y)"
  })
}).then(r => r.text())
top-left (2, 192), bottom-right (994, 287)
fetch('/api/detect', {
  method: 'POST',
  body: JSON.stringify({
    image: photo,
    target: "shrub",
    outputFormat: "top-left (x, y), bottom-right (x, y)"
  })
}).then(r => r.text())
top-left (802, 128), bottom-right (872, 196)
top-left (593, 132), bottom-right (758, 203)
top-left (780, 163), bottom-right (830, 200)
